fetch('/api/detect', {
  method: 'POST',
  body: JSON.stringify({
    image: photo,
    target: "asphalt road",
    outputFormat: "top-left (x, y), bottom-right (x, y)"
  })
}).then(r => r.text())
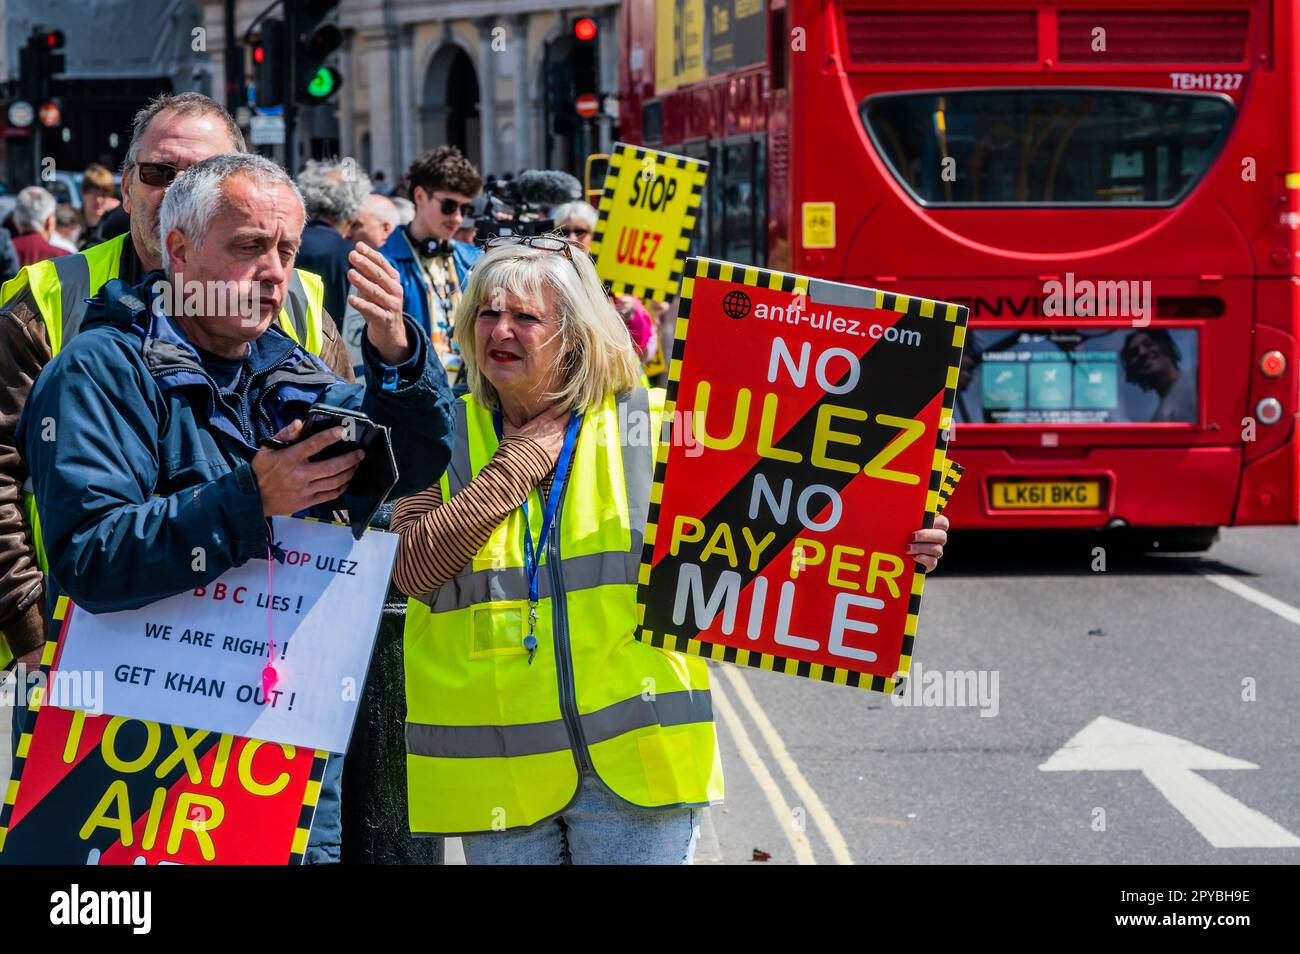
top-left (705, 525), bottom-right (1300, 864)
top-left (5, 526), bottom-right (1297, 865)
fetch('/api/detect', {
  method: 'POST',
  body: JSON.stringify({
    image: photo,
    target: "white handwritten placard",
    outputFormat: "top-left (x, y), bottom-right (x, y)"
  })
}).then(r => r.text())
top-left (55, 517), bottom-right (398, 753)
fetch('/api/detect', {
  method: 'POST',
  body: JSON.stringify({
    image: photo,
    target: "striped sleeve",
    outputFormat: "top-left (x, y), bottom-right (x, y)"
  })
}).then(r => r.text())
top-left (391, 435), bottom-right (554, 598)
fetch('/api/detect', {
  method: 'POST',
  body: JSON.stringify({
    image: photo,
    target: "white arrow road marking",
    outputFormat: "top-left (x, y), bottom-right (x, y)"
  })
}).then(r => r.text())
top-left (1040, 716), bottom-right (1300, 848)
top-left (719, 666), bottom-right (854, 864)
top-left (1202, 572), bottom-right (1300, 628)
top-left (712, 676), bottom-right (817, 864)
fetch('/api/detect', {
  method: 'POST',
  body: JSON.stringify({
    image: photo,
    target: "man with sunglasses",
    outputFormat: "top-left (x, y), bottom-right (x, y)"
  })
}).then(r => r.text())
top-left (375, 146), bottom-right (483, 388)
top-left (0, 95), bottom-right (351, 752)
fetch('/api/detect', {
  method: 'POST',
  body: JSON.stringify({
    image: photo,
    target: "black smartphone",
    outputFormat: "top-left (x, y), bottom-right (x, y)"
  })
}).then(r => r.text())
top-left (296, 405), bottom-right (400, 538)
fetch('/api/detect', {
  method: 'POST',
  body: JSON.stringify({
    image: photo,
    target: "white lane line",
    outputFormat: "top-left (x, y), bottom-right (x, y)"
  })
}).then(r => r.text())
top-left (719, 666), bottom-right (855, 865)
top-left (1202, 572), bottom-right (1300, 628)
top-left (712, 677), bottom-right (817, 864)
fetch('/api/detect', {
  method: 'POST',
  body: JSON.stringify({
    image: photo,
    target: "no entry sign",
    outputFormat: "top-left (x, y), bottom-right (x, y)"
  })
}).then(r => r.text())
top-left (636, 258), bottom-right (969, 692)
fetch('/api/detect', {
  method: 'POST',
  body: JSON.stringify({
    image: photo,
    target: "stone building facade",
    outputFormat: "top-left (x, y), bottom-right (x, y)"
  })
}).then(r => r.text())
top-left (199, 0), bottom-right (620, 179)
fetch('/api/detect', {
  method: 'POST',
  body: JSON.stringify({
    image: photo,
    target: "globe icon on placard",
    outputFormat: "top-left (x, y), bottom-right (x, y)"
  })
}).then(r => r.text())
top-left (722, 290), bottom-right (752, 320)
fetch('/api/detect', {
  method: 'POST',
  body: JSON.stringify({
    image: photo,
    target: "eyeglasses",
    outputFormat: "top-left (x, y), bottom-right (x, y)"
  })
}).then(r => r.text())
top-left (136, 162), bottom-right (182, 187)
top-left (485, 235), bottom-right (580, 261)
top-left (557, 226), bottom-right (590, 239)
top-left (438, 196), bottom-right (476, 217)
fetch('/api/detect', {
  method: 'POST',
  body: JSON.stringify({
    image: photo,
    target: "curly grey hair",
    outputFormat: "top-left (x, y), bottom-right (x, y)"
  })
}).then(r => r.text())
top-left (296, 158), bottom-right (371, 226)
top-left (159, 154), bottom-right (304, 273)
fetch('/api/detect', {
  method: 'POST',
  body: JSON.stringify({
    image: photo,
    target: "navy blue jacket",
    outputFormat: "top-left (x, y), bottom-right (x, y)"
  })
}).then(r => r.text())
top-left (19, 274), bottom-right (454, 617)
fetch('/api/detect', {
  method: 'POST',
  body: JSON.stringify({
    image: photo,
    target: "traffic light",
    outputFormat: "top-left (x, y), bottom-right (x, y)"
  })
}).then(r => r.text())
top-left (19, 28), bottom-right (65, 104)
top-left (548, 59), bottom-right (577, 138)
top-left (572, 17), bottom-right (599, 99)
top-left (37, 29), bottom-right (66, 76)
top-left (254, 18), bottom-right (287, 108)
top-left (294, 0), bottom-right (343, 104)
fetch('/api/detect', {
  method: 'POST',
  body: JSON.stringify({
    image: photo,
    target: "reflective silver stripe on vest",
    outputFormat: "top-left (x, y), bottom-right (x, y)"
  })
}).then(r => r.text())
top-left (284, 271), bottom-right (310, 343)
top-left (444, 399), bottom-right (472, 497)
top-left (53, 253), bottom-right (93, 345)
top-left (622, 386), bottom-right (652, 557)
top-left (428, 549), bottom-right (636, 613)
top-left (405, 688), bottom-right (713, 759)
top-left (420, 388), bottom-right (655, 613)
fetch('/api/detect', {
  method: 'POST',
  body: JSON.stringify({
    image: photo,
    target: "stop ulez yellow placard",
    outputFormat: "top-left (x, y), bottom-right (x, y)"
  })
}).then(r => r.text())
top-left (591, 143), bottom-right (708, 302)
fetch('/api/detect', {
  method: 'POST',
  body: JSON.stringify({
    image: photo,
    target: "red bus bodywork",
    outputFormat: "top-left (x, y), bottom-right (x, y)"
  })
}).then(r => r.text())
top-left (618, 0), bottom-right (1300, 535)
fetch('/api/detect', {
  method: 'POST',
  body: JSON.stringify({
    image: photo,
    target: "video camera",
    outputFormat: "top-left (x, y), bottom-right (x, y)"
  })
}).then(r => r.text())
top-left (476, 169), bottom-right (584, 241)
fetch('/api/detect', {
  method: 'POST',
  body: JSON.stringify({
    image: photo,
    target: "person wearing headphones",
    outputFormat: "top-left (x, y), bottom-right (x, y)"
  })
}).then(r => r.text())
top-left (363, 147), bottom-right (484, 390)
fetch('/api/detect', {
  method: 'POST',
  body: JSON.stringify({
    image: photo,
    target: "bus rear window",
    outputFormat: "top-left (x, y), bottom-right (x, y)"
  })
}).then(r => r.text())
top-left (862, 89), bottom-right (1235, 206)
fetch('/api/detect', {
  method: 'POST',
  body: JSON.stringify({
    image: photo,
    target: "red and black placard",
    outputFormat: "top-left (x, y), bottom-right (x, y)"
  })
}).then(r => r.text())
top-left (0, 602), bottom-right (325, 865)
top-left (636, 258), bottom-right (968, 692)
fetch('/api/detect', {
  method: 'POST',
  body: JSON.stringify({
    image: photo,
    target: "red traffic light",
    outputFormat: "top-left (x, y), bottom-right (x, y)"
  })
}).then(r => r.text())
top-left (41, 30), bottom-right (65, 50)
top-left (253, 45), bottom-right (265, 64)
top-left (574, 17), bottom-right (598, 42)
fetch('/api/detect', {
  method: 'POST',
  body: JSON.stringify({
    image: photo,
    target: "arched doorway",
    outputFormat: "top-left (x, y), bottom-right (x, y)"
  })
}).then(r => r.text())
top-left (421, 44), bottom-right (481, 168)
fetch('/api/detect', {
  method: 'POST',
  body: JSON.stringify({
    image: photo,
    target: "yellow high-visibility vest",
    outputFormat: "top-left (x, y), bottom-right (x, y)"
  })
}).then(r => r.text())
top-left (402, 388), bottom-right (724, 835)
top-left (0, 235), bottom-right (327, 667)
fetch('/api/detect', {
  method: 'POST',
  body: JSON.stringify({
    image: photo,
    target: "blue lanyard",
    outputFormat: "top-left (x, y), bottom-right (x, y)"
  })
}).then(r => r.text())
top-left (493, 408), bottom-right (583, 662)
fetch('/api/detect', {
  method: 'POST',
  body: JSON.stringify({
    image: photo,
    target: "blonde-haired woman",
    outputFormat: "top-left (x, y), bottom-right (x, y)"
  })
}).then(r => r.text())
top-left (392, 237), bottom-right (949, 864)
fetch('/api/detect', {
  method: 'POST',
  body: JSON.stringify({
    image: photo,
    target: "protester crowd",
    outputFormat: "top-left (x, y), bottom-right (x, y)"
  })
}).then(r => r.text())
top-left (0, 92), bottom-right (948, 865)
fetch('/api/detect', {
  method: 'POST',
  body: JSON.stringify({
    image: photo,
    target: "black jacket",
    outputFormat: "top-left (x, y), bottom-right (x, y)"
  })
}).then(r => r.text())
top-left (297, 220), bottom-right (355, 329)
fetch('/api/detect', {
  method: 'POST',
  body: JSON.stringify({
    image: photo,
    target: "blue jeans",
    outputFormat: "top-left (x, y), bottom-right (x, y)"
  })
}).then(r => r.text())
top-left (460, 772), bottom-right (701, 865)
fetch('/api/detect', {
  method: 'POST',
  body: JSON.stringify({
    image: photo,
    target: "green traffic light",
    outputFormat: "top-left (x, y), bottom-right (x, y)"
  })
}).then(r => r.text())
top-left (306, 66), bottom-right (340, 100)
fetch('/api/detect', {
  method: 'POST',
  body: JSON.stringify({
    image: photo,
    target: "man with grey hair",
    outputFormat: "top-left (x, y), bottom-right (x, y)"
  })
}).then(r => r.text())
top-left (391, 196), bottom-right (416, 226)
top-left (18, 152), bottom-right (454, 864)
top-left (0, 92), bottom-right (351, 688)
top-left (10, 187), bottom-right (69, 267)
top-left (349, 193), bottom-right (400, 250)
top-left (297, 158), bottom-right (371, 325)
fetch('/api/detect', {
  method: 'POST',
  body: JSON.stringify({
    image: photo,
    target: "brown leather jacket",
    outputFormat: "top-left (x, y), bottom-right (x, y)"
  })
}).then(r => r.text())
top-left (0, 237), bottom-right (354, 659)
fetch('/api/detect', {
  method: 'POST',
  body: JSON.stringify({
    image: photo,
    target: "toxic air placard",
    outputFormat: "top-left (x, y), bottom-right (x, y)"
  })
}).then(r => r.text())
top-left (591, 143), bottom-right (708, 301)
top-left (636, 258), bottom-right (968, 691)
top-left (0, 617), bottom-right (325, 865)
top-left (54, 518), bottom-right (397, 753)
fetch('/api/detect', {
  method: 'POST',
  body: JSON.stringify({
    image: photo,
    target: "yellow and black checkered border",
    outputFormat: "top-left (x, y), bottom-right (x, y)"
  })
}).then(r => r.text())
top-left (937, 460), bottom-right (964, 514)
top-left (0, 595), bottom-right (330, 863)
top-left (633, 257), bottom-right (970, 696)
top-left (288, 749), bottom-right (331, 865)
top-left (0, 596), bottom-right (68, 854)
top-left (589, 142), bottom-right (709, 302)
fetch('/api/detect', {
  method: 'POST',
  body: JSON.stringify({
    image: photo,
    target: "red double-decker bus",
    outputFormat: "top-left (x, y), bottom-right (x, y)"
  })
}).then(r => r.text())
top-left (618, 0), bottom-right (1299, 548)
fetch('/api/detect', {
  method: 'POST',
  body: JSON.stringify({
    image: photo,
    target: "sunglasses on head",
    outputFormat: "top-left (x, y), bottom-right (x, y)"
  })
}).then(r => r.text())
top-left (136, 162), bottom-right (182, 187)
top-left (437, 196), bottom-right (476, 217)
top-left (485, 234), bottom-right (585, 269)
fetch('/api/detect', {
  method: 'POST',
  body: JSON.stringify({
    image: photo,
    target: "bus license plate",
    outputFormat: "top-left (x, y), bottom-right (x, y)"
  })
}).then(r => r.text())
top-left (990, 480), bottom-right (1101, 509)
